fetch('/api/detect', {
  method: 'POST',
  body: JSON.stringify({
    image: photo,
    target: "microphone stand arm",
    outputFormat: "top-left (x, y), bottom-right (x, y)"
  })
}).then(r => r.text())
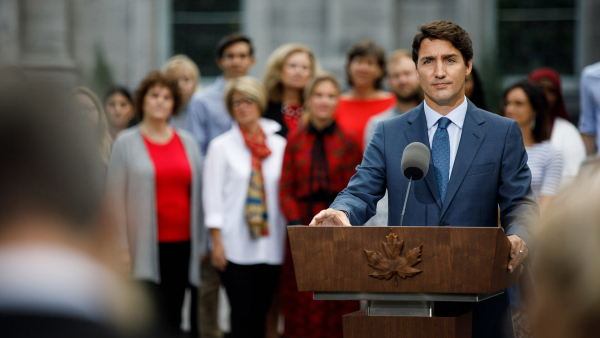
top-left (400, 176), bottom-right (413, 227)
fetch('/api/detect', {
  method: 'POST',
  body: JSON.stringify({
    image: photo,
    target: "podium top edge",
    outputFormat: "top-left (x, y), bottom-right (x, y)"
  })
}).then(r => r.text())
top-left (313, 290), bottom-right (504, 302)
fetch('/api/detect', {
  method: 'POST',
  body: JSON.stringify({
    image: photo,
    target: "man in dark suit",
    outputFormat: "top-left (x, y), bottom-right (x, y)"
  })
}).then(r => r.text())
top-left (310, 20), bottom-right (538, 338)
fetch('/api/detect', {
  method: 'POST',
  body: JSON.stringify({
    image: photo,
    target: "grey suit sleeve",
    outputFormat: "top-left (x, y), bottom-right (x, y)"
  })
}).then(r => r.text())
top-left (106, 138), bottom-right (129, 252)
top-left (330, 122), bottom-right (387, 225)
top-left (499, 120), bottom-right (539, 252)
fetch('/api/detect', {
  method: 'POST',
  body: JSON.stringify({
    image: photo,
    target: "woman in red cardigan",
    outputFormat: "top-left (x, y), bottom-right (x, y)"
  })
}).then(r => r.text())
top-left (279, 73), bottom-right (363, 338)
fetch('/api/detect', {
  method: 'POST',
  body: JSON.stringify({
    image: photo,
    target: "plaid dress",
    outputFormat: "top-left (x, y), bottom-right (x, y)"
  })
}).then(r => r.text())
top-left (279, 121), bottom-right (363, 338)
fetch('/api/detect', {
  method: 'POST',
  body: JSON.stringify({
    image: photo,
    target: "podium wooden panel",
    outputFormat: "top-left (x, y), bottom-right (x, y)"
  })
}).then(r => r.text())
top-left (288, 226), bottom-right (519, 294)
top-left (288, 226), bottom-right (520, 338)
top-left (343, 310), bottom-right (472, 338)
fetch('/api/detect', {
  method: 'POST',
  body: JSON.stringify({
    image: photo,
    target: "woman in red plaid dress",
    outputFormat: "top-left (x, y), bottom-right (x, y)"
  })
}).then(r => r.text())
top-left (279, 73), bottom-right (363, 338)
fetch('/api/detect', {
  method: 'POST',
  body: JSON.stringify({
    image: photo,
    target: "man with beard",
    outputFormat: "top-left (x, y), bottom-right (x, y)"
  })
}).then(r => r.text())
top-left (363, 50), bottom-right (423, 226)
top-left (364, 49), bottom-right (423, 148)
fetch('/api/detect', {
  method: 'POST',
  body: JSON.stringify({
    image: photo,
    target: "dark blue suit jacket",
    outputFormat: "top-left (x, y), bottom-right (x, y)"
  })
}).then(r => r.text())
top-left (330, 100), bottom-right (539, 338)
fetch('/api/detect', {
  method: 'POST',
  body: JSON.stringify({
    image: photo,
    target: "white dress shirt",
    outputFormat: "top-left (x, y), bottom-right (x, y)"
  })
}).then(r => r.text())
top-left (550, 117), bottom-right (586, 187)
top-left (424, 97), bottom-right (468, 178)
top-left (203, 118), bottom-right (287, 265)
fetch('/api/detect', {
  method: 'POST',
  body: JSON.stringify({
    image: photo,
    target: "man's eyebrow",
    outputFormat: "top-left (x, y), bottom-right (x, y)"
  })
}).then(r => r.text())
top-left (420, 56), bottom-right (435, 61)
top-left (442, 54), bottom-right (459, 59)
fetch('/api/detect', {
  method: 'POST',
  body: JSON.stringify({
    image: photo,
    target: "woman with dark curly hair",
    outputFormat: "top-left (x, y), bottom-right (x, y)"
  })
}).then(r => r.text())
top-left (106, 71), bottom-right (205, 336)
top-left (334, 40), bottom-right (396, 149)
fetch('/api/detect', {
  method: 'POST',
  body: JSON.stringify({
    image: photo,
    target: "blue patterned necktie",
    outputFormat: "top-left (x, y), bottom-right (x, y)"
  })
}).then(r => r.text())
top-left (432, 117), bottom-right (451, 204)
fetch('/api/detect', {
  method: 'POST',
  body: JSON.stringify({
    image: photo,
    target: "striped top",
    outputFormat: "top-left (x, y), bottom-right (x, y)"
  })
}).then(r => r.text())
top-left (526, 141), bottom-right (563, 199)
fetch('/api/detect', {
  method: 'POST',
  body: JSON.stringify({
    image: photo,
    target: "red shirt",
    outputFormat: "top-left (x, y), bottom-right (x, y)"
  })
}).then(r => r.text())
top-left (334, 94), bottom-right (396, 150)
top-left (143, 131), bottom-right (192, 242)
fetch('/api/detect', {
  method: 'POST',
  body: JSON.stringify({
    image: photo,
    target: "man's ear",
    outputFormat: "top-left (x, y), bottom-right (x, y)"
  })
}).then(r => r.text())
top-left (465, 59), bottom-right (473, 77)
top-left (216, 58), bottom-right (223, 70)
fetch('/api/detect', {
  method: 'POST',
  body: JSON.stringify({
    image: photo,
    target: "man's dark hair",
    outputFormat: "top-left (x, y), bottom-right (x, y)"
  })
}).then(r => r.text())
top-left (502, 80), bottom-right (551, 143)
top-left (412, 20), bottom-right (473, 67)
top-left (346, 40), bottom-right (387, 90)
top-left (0, 81), bottom-right (104, 227)
top-left (216, 33), bottom-right (254, 59)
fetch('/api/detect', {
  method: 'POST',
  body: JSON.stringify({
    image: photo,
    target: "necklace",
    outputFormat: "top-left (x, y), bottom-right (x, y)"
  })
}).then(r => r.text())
top-left (281, 103), bottom-right (303, 124)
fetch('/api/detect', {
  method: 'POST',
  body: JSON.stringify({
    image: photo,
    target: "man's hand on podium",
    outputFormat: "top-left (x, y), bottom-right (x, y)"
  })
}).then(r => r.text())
top-left (309, 208), bottom-right (351, 226)
top-left (507, 234), bottom-right (529, 273)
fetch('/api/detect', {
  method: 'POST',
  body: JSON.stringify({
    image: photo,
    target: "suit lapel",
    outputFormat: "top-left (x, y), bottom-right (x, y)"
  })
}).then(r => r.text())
top-left (440, 102), bottom-right (486, 218)
top-left (404, 103), bottom-right (442, 209)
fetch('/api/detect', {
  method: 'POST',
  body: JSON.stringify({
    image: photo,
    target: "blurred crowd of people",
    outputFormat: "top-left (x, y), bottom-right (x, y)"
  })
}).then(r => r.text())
top-left (2, 25), bottom-right (600, 338)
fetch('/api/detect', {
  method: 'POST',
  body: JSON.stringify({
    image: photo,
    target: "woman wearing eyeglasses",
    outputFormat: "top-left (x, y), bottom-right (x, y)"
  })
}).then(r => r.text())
top-left (203, 76), bottom-right (287, 338)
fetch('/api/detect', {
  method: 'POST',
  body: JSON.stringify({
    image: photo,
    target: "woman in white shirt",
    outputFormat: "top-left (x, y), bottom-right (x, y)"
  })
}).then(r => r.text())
top-left (529, 68), bottom-right (586, 186)
top-left (203, 76), bottom-right (286, 338)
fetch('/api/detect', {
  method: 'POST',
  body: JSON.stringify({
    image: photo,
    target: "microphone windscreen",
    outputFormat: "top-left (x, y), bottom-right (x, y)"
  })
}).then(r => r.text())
top-left (401, 142), bottom-right (430, 180)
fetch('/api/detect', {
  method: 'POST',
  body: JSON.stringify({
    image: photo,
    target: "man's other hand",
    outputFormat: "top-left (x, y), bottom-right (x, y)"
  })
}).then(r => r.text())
top-left (309, 209), bottom-right (351, 226)
top-left (507, 234), bottom-right (529, 273)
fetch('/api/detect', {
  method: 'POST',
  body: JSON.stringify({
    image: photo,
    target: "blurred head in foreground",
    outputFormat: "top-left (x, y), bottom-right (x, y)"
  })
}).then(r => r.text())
top-left (0, 81), bottom-right (148, 337)
top-left (530, 182), bottom-right (600, 338)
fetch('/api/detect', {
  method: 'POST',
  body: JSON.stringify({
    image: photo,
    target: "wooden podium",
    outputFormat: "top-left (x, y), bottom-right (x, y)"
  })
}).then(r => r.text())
top-left (287, 226), bottom-right (520, 338)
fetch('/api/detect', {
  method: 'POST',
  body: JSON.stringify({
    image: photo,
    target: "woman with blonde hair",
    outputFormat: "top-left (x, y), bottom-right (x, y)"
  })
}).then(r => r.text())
top-left (203, 76), bottom-right (287, 337)
top-left (72, 86), bottom-right (112, 164)
top-left (279, 73), bottom-right (362, 338)
top-left (263, 43), bottom-right (318, 137)
top-left (162, 54), bottom-right (201, 129)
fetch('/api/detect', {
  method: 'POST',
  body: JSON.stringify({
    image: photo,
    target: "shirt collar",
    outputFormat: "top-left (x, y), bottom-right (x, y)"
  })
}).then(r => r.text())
top-left (424, 96), bottom-right (468, 131)
top-left (308, 121), bottom-right (337, 136)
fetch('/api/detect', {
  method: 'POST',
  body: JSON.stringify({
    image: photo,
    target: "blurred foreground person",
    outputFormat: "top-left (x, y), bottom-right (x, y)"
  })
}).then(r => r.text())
top-left (363, 49), bottom-right (422, 226)
top-left (104, 86), bottom-right (135, 140)
top-left (107, 71), bottom-right (205, 336)
top-left (530, 182), bottom-right (600, 338)
top-left (163, 55), bottom-right (201, 130)
top-left (203, 77), bottom-right (286, 338)
top-left (72, 86), bottom-right (112, 165)
top-left (335, 40), bottom-right (396, 149)
top-left (279, 73), bottom-right (361, 338)
top-left (0, 83), bottom-right (148, 338)
top-left (263, 43), bottom-right (318, 137)
top-left (529, 68), bottom-right (585, 185)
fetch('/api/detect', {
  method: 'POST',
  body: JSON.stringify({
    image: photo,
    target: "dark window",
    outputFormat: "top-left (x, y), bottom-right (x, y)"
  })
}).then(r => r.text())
top-left (497, 0), bottom-right (577, 75)
top-left (172, 0), bottom-right (241, 77)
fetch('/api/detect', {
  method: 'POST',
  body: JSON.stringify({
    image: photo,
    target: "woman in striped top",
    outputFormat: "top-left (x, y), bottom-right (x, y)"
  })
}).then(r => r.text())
top-left (502, 80), bottom-right (563, 338)
top-left (502, 80), bottom-right (563, 216)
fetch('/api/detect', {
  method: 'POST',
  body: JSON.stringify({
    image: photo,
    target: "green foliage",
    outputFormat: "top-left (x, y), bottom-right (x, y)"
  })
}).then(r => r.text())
top-left (90, 44), bottom-right (114, 98)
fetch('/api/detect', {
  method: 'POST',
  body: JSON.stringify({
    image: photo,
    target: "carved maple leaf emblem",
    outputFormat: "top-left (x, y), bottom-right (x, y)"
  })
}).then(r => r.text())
top-left (364, 231), bottom-right (423, 286)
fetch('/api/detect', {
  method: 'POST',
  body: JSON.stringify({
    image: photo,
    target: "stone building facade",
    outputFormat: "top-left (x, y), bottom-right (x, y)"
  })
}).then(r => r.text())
top-left (1, 0), bottom-right (598, 115)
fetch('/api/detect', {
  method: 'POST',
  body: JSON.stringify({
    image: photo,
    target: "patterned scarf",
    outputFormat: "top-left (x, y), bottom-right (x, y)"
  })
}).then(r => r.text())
top-left (241, 127), bottom-right (272, 239)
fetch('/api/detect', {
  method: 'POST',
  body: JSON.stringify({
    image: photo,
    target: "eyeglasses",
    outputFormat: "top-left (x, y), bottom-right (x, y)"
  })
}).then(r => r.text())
top-left (231, 97), bottom-right (255, 107)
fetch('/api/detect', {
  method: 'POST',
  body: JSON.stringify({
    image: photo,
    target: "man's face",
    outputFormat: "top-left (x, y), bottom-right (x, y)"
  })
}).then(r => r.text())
top-left (217, 42), bottom-right (255, 79)
top-left (387, 57), bottom-right (421, 101)
top-left (416, 38), bottom-right (471, 106)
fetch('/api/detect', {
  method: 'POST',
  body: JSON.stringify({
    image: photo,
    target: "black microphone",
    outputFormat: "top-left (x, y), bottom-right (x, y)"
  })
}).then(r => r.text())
top-left (399, 142), bottom-right (430, 227)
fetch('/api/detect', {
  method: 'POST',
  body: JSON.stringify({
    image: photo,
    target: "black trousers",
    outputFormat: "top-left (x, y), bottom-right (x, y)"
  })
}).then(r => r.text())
top-left (434, 290), bottom-right (514, 338)
top-left (219, 262), bottom-right (281, 338)
top-left (141, 241), bottom-right (198, 337)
